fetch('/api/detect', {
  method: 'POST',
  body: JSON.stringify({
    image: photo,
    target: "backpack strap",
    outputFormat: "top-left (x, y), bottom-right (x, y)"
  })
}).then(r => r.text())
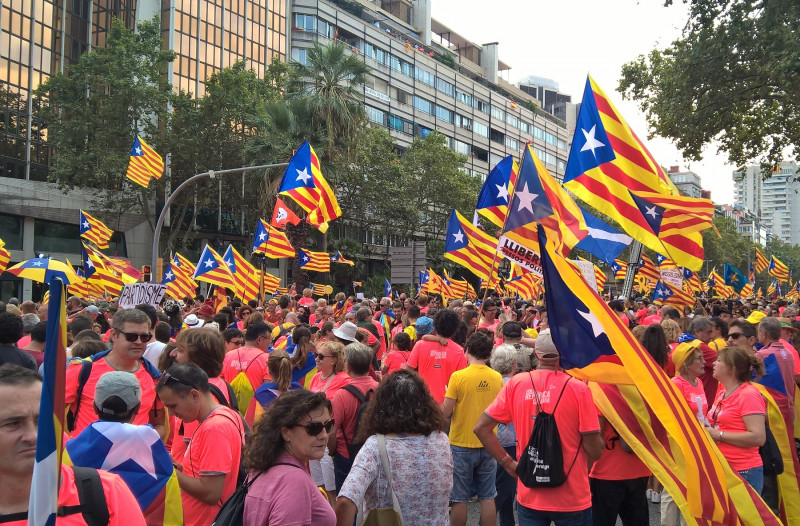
top-left (551, 376), bottom-right (571, 414)
top-left (68, 350), bottom-right (111, 432)
top-left (64, 466), bottom-right (109, 526)
top-left (208, 383), bottom-right (232, 408)
top-left (341, 385), bottom-right (368, 448)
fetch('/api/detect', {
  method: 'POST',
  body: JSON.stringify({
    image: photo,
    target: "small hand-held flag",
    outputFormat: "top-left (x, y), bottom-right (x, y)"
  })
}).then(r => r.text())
top-left (0, 238), bottom-right (10, 275)
top-left (330, 251), bottom-right (355, 266)
top-left (384, 278), bottom-right (393, 298)
top-left (125, 135), bottom-right (164, 188)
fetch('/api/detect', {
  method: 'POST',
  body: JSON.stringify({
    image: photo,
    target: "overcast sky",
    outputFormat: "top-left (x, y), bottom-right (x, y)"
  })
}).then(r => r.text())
top-left (429, 0), bottom-right (736, 204)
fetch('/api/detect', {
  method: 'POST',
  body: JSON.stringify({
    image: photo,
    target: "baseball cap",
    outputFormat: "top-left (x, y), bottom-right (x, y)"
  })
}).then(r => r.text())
top-left (534, 328), bottom-right (559, 360)
top-left (86, 305), bottom-right (100, 315)
top-left (672, 340), bottom-right (701, 371)
top-left (502, 322), bottom-right (522, 339)
top-left (94, 371), bottom-right (141, 417)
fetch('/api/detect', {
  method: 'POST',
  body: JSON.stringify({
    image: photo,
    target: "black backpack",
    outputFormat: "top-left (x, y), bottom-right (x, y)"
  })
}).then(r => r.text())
top-left (516, 373), bottom-right (580, 488)
top-left (342, 384), bottom-right (374, 459)
top-left (212, 463), bottom-right (300, 526)
top-left (760, 423), bottom-right (784, 476)
top-left (67, 349), bottom-right (161, 433)
top-left (0, 466), bottom-right (109, 525)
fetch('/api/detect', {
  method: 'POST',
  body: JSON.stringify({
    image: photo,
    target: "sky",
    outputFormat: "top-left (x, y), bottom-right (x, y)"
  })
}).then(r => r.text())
top-left (429, 0), bottom-right (736, 205)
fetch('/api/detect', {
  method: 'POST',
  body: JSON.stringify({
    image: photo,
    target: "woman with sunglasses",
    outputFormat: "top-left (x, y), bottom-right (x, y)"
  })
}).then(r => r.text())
top-left (308, 341), bottom-right (350, 505)
top-left (706, 346), bottom-right (766, 492)
top-left (335, 369), bottom-right (452, 525)
top-left (243, 390), bottom-right (336, 526)
top-left (661, 341), bottom-right (708, 525)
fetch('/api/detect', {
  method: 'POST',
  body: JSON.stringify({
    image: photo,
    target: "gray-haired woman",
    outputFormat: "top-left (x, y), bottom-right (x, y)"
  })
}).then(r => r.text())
top-left (490, 344), bottom-right (521, 526)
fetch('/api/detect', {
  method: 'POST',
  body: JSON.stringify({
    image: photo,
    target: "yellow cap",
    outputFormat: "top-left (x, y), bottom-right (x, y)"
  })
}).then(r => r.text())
top-left (745, 310), bottom-right (766, 325)
top-left (672, 340), bottom-right (701, 371)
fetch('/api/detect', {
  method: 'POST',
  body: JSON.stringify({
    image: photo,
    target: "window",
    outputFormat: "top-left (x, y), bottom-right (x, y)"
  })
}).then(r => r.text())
top-left (396, 89), bottom-right (410, 105)
top-left (455, 114), bottom-right (472, 130)
top-left (490, 128), bottom-right (505, 144)
top-left (505, 136), bottom-right (519, 151)
top-left (476, 99), bottom-right (489, 114)
top-left (456, 91), bottom-right (473, 106)
top-left (34, 219), bottom-right (81, 254)
top-left (401, 60), bottom-right (413, 77)
top-left (435, 105), bottom-right (453, 123)
top-left (293, 13), bottom-right (315, 31)
top-left (366, 106), bottom-right (387, 126)
top-left (507, 114), bottom-right (520, 128)
top-left (453, 139), bottom-right (470, 155)
top-left (390, 55), bottom-right (401, 72)
top-left (291, 47), bottom-right (309, 65)
top-left (0, 214), bottom-right (23, 250)
top-left (413, 95), bottom-right (433, 114)
top-left (533, 126), bottom-right (545, 140)
top-left (557, 138), bottom-right (567, 150)
top-left (436, 78), bottom-right (455, 98)
top-left (317, 19), bottom-right (334, 38)
top-left (491, 105), bottom-right (505, 121)
top-left (414, 66), bottom-right (435, 86)
top-left (473, 121), bottom-right (489, 137)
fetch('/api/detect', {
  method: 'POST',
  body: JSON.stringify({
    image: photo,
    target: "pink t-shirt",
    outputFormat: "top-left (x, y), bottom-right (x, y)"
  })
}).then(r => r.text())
top-left (298, 297), bottom-right (315, 307)
top-left (406, 339), bottom-right (467, 404)
top-left (182, 405), bottom-right (244, 526)
top-left (671, 375), bottom-right (708, 421)
top-left (243, 453), bottom-right (336, 526)
top-left (331, 376), bottom-right (379, 459)
top-left (706, 383), bottom-right (765, 471)
top-left (308, 370), bottom-right (350, 400)
top-left (589, 413), bottom-right (650, 481)
top-left (642, 314), bottom-right (662, 326)
top-left (383, 350), bottom-right (411, 375)
top-left (485, 370), bottom-right (599, 513)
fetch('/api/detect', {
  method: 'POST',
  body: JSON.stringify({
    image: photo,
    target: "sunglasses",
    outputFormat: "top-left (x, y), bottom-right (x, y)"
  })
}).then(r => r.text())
top-left (292, 418), bottom-right (335, 436)
top-left (160, 372), bottom-right (197, 390)
top-left (117, 330), bottom-right (153, 343)
top-left (231, 339), bottom-right (245, 346)
top-left (728, 332), bottom-right (745, 340)
top-left (314, 353), bottom-right (334, 361)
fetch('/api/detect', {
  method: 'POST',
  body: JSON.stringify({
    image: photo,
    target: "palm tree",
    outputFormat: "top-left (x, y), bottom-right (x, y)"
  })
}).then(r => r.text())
top-left (290, 41), bottom-right (371, 161)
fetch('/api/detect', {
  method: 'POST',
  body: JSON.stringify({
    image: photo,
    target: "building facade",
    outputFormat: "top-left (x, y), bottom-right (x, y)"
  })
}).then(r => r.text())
top-left (733, 162), bottom-right (800, 245)
top-left (289, 0), bottom-right (571, 183)
top-left (517, 75), bottom-right (571, 122)
top-left (0, 0), bottom-right (289, 300)
top-left (667, 166), bottom-right (704, 199)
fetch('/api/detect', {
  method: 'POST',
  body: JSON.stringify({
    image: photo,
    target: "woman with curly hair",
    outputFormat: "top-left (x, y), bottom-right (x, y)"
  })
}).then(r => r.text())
top-left (243, 390), bottom-right (336, 525)
top-left (334, 369), bottom-right (452, 525)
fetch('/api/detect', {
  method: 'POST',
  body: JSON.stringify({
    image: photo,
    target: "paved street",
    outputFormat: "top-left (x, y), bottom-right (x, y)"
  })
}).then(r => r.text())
top-left (466, 499), bottom-right (662, 525)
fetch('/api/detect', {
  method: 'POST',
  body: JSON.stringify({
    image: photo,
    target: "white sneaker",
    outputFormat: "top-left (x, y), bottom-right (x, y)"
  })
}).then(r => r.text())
top-left (646, 489), bottom-right (654, 500)
top-left (651, 491), bottom-right (661, 503)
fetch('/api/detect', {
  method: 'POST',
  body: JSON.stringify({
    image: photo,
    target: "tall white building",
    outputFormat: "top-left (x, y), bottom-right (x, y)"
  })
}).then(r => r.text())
top-left (733, 162), bottom-right (800, 245)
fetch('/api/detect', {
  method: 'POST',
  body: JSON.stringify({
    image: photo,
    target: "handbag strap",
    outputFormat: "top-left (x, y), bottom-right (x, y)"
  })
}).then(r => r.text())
top-left (376, 434), bottom-right (404, 521)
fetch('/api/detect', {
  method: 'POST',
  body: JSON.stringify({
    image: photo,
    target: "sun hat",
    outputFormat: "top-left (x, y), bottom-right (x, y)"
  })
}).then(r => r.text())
top-left (333, 321), bottom-right (359, 342)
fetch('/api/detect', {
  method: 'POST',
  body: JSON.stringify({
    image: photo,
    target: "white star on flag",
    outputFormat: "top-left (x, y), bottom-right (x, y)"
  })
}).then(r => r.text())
top-left (453, 230), bottom-right (465, 244)
top-left (204, 259), bottom-right (215, 268)
top-left (165, 271), bottom-right (174, 280)
top-left (32, 261), bottom-right (43, 267)
top-left (135, 147), bottom-right (143, 155)
top-left (495, 184), bottom-right (509, 203)
top-left (514, 182), bottom-right (538, 214)
top-left (580, 125), bottom-right (605, 159)
top-left (225, 259), bottom-right (234, 269)
top-left (258, 231), bottom-right (267, 241)
top-left (645, 205), bottom-right (659, 219)
top-left (295, 167), bottom-right (312, 184)
top-left (95, 422), bottom-right (159, 479)
top-left (83, 221), bottom-right (90, 229)
top-left (85, 259), bottom-right (94, 269)
top-left (578, 309), bottom-right (605, 338)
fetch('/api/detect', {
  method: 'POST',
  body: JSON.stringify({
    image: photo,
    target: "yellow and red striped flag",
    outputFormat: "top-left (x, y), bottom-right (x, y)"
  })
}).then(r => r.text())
top-left (637, 253), bottom-right (660, 283)
top-left (0, 238), bottom-right (9, 275)
top-left (769, 255), bottom-right (790, 282)
top-left (754, 248), bottom-right (769, 273)
top-left (298, 249), bottom-right (330, 273)
top-left (475, 155), bottom-right (518, 228)
top-left (563, 76), bottom-right (710, 270)
top-left (223, 245), bottom-right (258, 301)
top-left (538, 228), bottom-right (780, 525)
top-left (193, 244), bottom-right (236, 289)
top-left (252, 219), bottom-right (295, 258)
top-left (277, 141), bottom-right (341, 233)
top-left (79, 210), bottom-right (114, 249)
top-left (162, 259), bottom-right (196, 300)
top-left (125, 135), bottom-right (164, 188)
top-left (444, 208), bottom-right (499, 281)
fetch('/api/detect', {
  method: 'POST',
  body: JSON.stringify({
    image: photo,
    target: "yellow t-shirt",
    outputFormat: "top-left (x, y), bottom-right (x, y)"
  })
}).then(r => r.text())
top-left (711, 337), bottom-right (727, 352)
top-left (445, 363), bottom-right (503, 448)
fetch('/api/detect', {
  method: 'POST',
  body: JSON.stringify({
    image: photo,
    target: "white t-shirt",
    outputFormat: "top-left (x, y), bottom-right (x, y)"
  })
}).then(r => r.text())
top-left (143, 340), bottom-right (167, 366)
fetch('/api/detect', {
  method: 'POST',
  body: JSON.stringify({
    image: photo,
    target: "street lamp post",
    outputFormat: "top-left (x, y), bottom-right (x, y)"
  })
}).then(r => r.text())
top-left (150, 163), bottom-right (289, 283)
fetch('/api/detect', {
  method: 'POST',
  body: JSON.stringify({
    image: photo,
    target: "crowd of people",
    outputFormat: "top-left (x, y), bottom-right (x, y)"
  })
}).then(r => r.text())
top-left (0, 288), bottom-right (798, 525)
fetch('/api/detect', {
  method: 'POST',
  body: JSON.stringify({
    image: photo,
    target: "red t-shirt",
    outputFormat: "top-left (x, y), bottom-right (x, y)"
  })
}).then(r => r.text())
top-left (383, 350), bottom-right (411, 375)
top-left (485, 370), bottom-right (599, 513)
top-left (308, 370), bottom-right (350, 400)
top-left (298, 297), bottom-right (314, 307)
top-left (171, 376), bottom-right (233, 461)
top-left (181, 405), bottom-right (244, 526)
top-left (331, 376), bottom-right (379, 459)
top-left (706, 383), bottom-right (765, 471)
top-left (642, 315), bottom-right (662, 326)
top-left (2, 464), bottom-right (146, 525)
top-left (65, 356), bottom-right (161, 436)
top-left (671, 375), bottom-right (708, 422)
top-left (406, 339), bottom-right (467, 404)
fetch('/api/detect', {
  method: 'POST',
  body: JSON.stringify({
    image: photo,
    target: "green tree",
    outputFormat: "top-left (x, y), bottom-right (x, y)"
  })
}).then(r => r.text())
top-left (618, 0), bottom-right (800, 170)
top-left (35, 17), bottom-right (175, 226)
top-left (289, 41), bottom-right (370, 160)
top-left (401, 132), bottom-right (479, 240)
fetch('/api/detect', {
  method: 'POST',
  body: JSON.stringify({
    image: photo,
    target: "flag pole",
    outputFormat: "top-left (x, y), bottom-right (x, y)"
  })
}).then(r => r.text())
top-left (258, 254), bottom-right (266, 307)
